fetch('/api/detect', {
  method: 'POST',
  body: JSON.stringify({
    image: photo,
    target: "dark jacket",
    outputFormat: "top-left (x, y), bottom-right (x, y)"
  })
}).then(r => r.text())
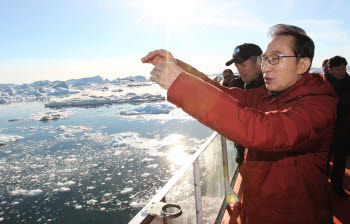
top-left (229, 74), bottom-right (265, 164)
top-left (170, 60), bottom-right (338, 224)
top-left (229, 74), bottom-right (264, 90)
top-left (325, 73), bottom-right (350, 123)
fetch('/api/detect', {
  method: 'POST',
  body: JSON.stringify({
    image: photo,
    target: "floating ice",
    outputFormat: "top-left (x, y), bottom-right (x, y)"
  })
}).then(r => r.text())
top-left (141, 158), bottom-right (154, 162)
top-left (87, 186), bottom-right (95, 190)
top-left (86, 199), bottom-right (98, 205)
top-left (30, 110), bottom-right (75, 121)
top-left (146, 164), bottom-right (158, 169)
top-left (120, 103), bottom-right (175, 115)
top-left (58, 181), bottom-right (76, 186)
top-left (0, 75), bottom-right (160, 105)
top-left (0, 135), bottom-right (23, 146)
top-left (9, 189), bottom-right (27, 196)
top-left (58, 187), bottom-right (70, 192)
top-left (110, 135), bottom-right (127, 147)
top-left (25, 189), bottom-right (43, 196)
top-left (75, 205), bottom-right (82, 209)
top-left (121, 187), bottom-right (133, 194)
top-left (57, 125), bottom-right (91, 133)
top-left (45, 93), bottom-right (165, 108)
top-left (141, 173), bottom-right (150, 177)
top-left (9, 189), bottom-right (43, 197)
top-left (130, 202), bottom-right (147, 208)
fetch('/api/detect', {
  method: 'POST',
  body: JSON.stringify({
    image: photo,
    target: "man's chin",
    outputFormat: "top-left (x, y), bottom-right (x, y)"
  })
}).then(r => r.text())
top-left (265, 85), bottom-right (277, 92)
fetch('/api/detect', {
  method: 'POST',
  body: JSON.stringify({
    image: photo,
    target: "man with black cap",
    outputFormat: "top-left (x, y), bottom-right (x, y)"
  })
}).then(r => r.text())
top-left (226, 43), bottom-right (265, 165)
top-left (226, 43), bottom-right (264, 89)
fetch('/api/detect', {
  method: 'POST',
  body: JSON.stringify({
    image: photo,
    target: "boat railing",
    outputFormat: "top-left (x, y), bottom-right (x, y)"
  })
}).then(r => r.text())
top-left (129, 132), bottom-right (239, 224)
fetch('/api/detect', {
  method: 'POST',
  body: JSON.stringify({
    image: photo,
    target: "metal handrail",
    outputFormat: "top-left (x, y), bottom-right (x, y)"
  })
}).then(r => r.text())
top-left (129, 132), bottom-right (239, 224)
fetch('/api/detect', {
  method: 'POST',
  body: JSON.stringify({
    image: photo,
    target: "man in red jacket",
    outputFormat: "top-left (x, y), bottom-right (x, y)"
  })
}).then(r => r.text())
top-left (142, 24), bottom-right (338, 224)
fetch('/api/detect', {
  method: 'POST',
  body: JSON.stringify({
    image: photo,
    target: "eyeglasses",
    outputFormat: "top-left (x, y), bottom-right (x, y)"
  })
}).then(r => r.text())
top-left (258, 54), bottom-right (301, 67)
top-left (223, 75), bottom-right (232, 79)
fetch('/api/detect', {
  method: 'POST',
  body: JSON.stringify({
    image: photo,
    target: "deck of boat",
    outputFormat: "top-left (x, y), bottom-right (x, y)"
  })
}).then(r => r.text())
top-left (222, 158), bottom-right (350, 224)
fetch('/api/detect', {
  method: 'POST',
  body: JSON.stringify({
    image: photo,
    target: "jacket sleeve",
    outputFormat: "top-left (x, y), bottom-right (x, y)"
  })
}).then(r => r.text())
top-left (167, 72), bottom-right (338, 152)
top-left (176, 59), bottom-right (253, 106)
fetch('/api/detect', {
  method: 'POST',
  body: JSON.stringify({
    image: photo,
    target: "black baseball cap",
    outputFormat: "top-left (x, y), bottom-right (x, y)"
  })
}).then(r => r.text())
top-left (225, 43), bottom-right (263, 66)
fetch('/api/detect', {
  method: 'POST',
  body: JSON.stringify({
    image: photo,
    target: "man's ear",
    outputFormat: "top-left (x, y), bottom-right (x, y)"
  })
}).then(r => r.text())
top-left (298, 57), bottom-right (311, 74)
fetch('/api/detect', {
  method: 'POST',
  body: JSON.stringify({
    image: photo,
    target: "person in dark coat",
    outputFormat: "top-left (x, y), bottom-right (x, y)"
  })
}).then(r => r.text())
top-left (225, 43), bottom-right (265, 165)
top-left (222, 69), bottom-right (235, 87)
top-left (322, 59), bottom-right (329, 75)
top-left (326, 55), bottom-right (350, 198)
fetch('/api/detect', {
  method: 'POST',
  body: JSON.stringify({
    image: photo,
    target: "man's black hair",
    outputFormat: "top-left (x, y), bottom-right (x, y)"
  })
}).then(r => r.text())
top-left (328, 56), bottom-right (347, 68)
top-left (268, 24), bottom-right (315, 70)
top-left (223, 69), bottom-right (234, 75)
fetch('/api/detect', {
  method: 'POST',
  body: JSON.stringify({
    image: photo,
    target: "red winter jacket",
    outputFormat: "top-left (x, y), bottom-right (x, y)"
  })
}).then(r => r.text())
top-left (168, 60), bottom-right (338, 224)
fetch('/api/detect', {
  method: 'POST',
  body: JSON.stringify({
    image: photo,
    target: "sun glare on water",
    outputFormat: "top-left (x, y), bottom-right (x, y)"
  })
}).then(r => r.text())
top-left (167, 145), bottom-right (191, 165)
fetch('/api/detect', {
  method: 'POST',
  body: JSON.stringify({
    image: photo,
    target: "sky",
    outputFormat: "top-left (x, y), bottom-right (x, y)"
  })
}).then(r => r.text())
top-left (0, 0), bottom-right (349, 84)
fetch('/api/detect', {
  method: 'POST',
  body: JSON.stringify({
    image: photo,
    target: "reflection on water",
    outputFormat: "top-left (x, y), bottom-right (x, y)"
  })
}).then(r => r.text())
top-left (0, 102), bottom-right (212, 223)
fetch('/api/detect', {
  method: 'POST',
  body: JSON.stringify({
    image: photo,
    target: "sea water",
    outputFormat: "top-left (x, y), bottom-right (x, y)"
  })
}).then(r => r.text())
top-left (0, 80), bottom-right (212, 223)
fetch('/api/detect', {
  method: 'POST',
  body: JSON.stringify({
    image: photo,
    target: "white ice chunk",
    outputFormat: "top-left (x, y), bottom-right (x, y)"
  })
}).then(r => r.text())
top-left (146, 164), bottom-right (158, 169)
top-left (58, 187), bottom-right (70, 192)
top-left (26, 189), bottom-right (43, 196)
top-left (9, 189), bottom-right (27, 196)
top-left (130, 202), bottom-right (147, 208)
top-left (0, 135), bottom-right (23, 146)
top-left (86, 199), bottom-right (98, 205)
top-left (120, 103), bottom-right (175, 115)
top-left (121, 187), bottom-right (133, 194)
top-left (141, 173), bottom-right (150, 177)
top-left (9, 189), bottom-right (43, 197)
top-left (30, 110), bottom-right (75, 121)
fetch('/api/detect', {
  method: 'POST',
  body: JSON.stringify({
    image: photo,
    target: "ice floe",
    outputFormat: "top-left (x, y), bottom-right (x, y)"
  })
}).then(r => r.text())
top-left (86, 199), bottom-right (98, 205)
top-left (58, 187), bottom-right (71, 192)
top-left (120, 187), bottom-right (133, 194)
top-left (130, 202), bottom-right (147, 208)
top-left (0, 75), bottom-right (162, 106)
top-left (0, 135), bottom-right (24, 146)
top-left (10, 189), bottom-right (43, 197)
top-left (29, 110), bottom-right (75, 121)
top-left (120, 103), bottom-right (175, 115)
top-left (45, 93), bottom-right (165, 108)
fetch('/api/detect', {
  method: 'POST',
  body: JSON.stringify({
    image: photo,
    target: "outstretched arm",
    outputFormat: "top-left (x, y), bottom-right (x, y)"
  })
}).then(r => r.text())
top-left (142, 49), bottom-right (226, 89)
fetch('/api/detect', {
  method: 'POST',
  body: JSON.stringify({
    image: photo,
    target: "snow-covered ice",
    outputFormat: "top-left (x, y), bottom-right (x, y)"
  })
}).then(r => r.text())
top-left (10, 189), bottom-right (43, 197)
top-left (30, 110), bottom-right (75, 121)
top-left (121, 187), bottom-right (133, 194)
top-left (0, 135), bottom-right (24, 146)
top-left (120, 103), bottom-right (175, 115)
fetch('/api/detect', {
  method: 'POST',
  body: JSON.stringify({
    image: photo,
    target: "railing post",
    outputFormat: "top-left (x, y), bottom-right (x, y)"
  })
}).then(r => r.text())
top-left (221, 135), bottom-right (230, 196)
top-left (193, 158), bottom-right (203, 224)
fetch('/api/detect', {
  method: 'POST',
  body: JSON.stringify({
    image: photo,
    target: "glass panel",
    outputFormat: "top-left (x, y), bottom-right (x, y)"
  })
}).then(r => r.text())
top-left (200, 134), bottom-right (225, 223)
top-left (226, 139), bottom-right (238, 181)
top-left (162, 166), bottom-right (196, 224)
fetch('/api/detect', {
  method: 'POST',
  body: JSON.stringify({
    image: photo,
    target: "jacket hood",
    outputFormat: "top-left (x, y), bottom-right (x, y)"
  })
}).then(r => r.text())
top-left (262, 72), bottom-right (338, 102)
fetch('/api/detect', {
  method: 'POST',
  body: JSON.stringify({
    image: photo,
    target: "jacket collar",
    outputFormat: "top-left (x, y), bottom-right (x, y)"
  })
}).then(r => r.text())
top-left (261, 71), bottom-right (338, 102)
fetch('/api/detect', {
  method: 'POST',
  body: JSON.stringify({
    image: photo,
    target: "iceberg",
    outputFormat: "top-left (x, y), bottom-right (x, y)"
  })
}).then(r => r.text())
top-left (120, 103), bottom-right (175, 115)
